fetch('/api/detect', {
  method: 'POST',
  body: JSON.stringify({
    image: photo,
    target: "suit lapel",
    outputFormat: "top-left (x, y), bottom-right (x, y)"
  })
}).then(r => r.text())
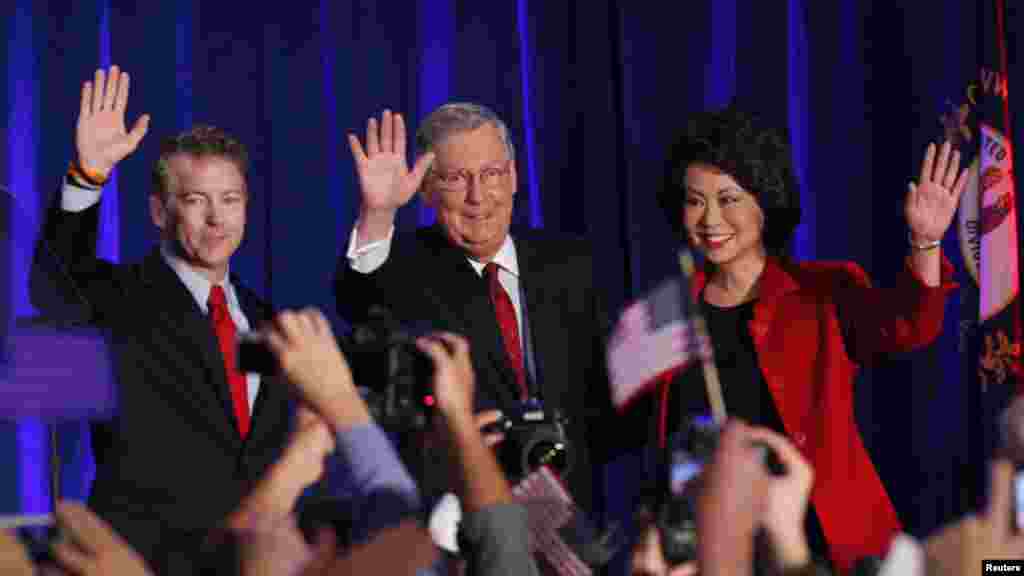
top-left (515, 236), bottom-right (560, 402)
top-left (421, 228), bottom-right (520, 408)
top-left (139, 251), bottom-right (241, 446)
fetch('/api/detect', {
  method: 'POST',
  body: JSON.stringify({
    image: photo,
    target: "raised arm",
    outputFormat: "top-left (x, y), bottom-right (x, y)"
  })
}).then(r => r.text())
top-left (830, 141), bottom-right (969, 362)
top-left (31, 66), bottom-right (149, 321)
top-left (334, 111), bottom-right (434, 322)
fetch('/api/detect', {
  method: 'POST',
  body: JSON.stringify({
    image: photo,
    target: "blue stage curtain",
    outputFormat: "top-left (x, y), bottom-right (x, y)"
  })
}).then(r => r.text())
top-left (3, 1), bottom-right (1014, 573)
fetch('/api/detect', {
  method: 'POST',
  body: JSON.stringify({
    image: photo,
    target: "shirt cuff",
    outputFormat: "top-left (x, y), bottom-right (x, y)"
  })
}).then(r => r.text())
top-left (332, 424), bottom-right (420, 506)
top-left (877, 533), bottom-right (924, 576)
top-left (61, 179), bottom-right (102, 212)
top-left (347, 221), bottom-right (394, 274)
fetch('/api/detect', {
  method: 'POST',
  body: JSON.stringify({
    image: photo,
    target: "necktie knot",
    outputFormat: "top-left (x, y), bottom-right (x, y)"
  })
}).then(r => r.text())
top-left (485, 261), bottom-right (500, 279)
top-left (208, 285), bottom-right (228, 318)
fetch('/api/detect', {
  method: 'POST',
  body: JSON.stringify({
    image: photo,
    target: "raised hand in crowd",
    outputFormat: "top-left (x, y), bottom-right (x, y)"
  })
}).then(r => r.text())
top-left (696, 420), bottom-right (769, 576)
top-left (227, 406), bottom-right (336, 532)
top-left (262, 309), bottom-right (371, 432)
top-left (417, 332), bottom-right (512, 513)
top-left (746, 427), bottom-right (815, 573)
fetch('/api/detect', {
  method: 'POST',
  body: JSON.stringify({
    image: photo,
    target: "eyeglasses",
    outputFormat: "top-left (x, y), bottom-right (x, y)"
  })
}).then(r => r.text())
top-left (431, 161), bottom-right (511, 192)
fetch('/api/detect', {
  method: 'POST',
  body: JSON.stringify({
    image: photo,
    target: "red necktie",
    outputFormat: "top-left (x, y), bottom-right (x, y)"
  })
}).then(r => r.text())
top-left (485, 262), bottom-right (529, 400)
top-left (208, 285), bottom-right (250, 438)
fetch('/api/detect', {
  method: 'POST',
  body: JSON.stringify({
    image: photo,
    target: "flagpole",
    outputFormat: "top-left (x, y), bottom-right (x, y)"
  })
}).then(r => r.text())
top-left (677, 250), bottom-right (727, 424)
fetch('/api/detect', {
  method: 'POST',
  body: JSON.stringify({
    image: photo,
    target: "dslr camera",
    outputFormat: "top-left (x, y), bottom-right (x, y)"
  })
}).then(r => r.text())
top-left (491, 398), bottom-right (573, 482)
top-left (238, 306), bottom-right (435, 431)
top-left (655, 415), bottom-right (786, 566)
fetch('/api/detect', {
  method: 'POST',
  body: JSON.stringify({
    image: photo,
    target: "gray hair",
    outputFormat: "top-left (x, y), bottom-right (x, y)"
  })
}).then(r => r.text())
top-left (415, 103), bottom-right (516, 162)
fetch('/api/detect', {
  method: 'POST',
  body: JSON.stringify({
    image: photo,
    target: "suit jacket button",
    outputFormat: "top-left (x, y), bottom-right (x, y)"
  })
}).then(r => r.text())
top-left (795, 433), bottom-right (807, 446)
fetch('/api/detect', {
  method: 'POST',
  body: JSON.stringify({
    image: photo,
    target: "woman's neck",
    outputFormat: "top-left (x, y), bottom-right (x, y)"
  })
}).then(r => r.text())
top-left (705, 248), bottom-right (768, 306)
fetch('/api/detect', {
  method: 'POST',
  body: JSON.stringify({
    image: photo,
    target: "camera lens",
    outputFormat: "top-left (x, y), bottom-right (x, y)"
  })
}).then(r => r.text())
top-left (525, 439), bottom-right (570, 475)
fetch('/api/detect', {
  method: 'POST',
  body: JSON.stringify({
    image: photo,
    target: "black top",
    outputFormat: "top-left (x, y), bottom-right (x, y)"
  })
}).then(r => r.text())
top-left (664, 296), bottom-right (831, 566)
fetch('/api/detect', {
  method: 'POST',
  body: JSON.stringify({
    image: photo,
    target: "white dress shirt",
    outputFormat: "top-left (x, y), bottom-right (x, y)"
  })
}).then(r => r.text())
top-left (346, 223), bottom-right (526, 356)
top-left (61, 180), bottom-right (260, 410)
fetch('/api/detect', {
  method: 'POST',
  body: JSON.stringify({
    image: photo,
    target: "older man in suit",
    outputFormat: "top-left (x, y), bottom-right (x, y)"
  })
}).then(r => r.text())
top-left (333, 104), bottom-right (633, 545)
top-left (33, 66), bottom-right (292, 574)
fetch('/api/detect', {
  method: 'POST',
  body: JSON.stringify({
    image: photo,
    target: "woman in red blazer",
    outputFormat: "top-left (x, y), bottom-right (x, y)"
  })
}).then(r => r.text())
top-left (653, 107), bottom-right (967, 574)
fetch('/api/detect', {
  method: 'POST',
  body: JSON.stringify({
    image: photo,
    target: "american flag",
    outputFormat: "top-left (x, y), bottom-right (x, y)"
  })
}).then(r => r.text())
top-left (606, 274), bottom-right (711, 411)
top-left (512, 466), bottom-right (593, 576)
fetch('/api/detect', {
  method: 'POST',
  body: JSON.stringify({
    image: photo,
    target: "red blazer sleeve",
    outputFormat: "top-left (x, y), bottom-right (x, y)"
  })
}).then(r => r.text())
top-left (828, 255), bottom-right (958, 363)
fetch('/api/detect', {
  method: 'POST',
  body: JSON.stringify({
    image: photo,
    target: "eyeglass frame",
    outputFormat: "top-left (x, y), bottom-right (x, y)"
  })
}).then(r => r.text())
top-left (428, 158), bottom-right (513, 193)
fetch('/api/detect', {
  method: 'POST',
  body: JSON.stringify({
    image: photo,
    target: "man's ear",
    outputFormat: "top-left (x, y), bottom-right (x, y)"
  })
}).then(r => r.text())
top-left (149, 194), bottom-right (167, 232)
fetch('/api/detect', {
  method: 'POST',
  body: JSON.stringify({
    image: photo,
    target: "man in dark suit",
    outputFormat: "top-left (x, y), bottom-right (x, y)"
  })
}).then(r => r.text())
top-left (32, 66), bottom-right (292, 574)
top-left (333, 105), bottom-right (630, 548)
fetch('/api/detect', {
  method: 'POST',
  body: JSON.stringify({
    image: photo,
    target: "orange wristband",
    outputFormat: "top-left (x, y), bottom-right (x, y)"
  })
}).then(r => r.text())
top-left (68, 161), bottom-right (108, 188)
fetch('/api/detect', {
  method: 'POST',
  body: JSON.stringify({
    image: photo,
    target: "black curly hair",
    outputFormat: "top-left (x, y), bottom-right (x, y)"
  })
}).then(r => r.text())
top-left (658, 106), bottom-right (802, 257)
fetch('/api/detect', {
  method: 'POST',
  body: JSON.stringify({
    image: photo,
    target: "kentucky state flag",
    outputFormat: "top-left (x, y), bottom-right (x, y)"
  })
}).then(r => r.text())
top-left (954, 0), bottom-right (1020, 496)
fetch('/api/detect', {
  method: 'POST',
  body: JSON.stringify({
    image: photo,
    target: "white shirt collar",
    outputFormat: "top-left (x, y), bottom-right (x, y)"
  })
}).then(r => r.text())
top-left (466, 235), bottom-right (519, 278)
top-left (159, 241), bottom-right (237, 314)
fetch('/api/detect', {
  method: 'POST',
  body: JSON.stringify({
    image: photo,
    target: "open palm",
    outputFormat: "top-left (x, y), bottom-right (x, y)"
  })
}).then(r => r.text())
top-left (905, 141), bottom-right (970, 243)
top-left (76, 66), bottom-right (149, 176)
top-left (348, 110), bottom-right (434, 214)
